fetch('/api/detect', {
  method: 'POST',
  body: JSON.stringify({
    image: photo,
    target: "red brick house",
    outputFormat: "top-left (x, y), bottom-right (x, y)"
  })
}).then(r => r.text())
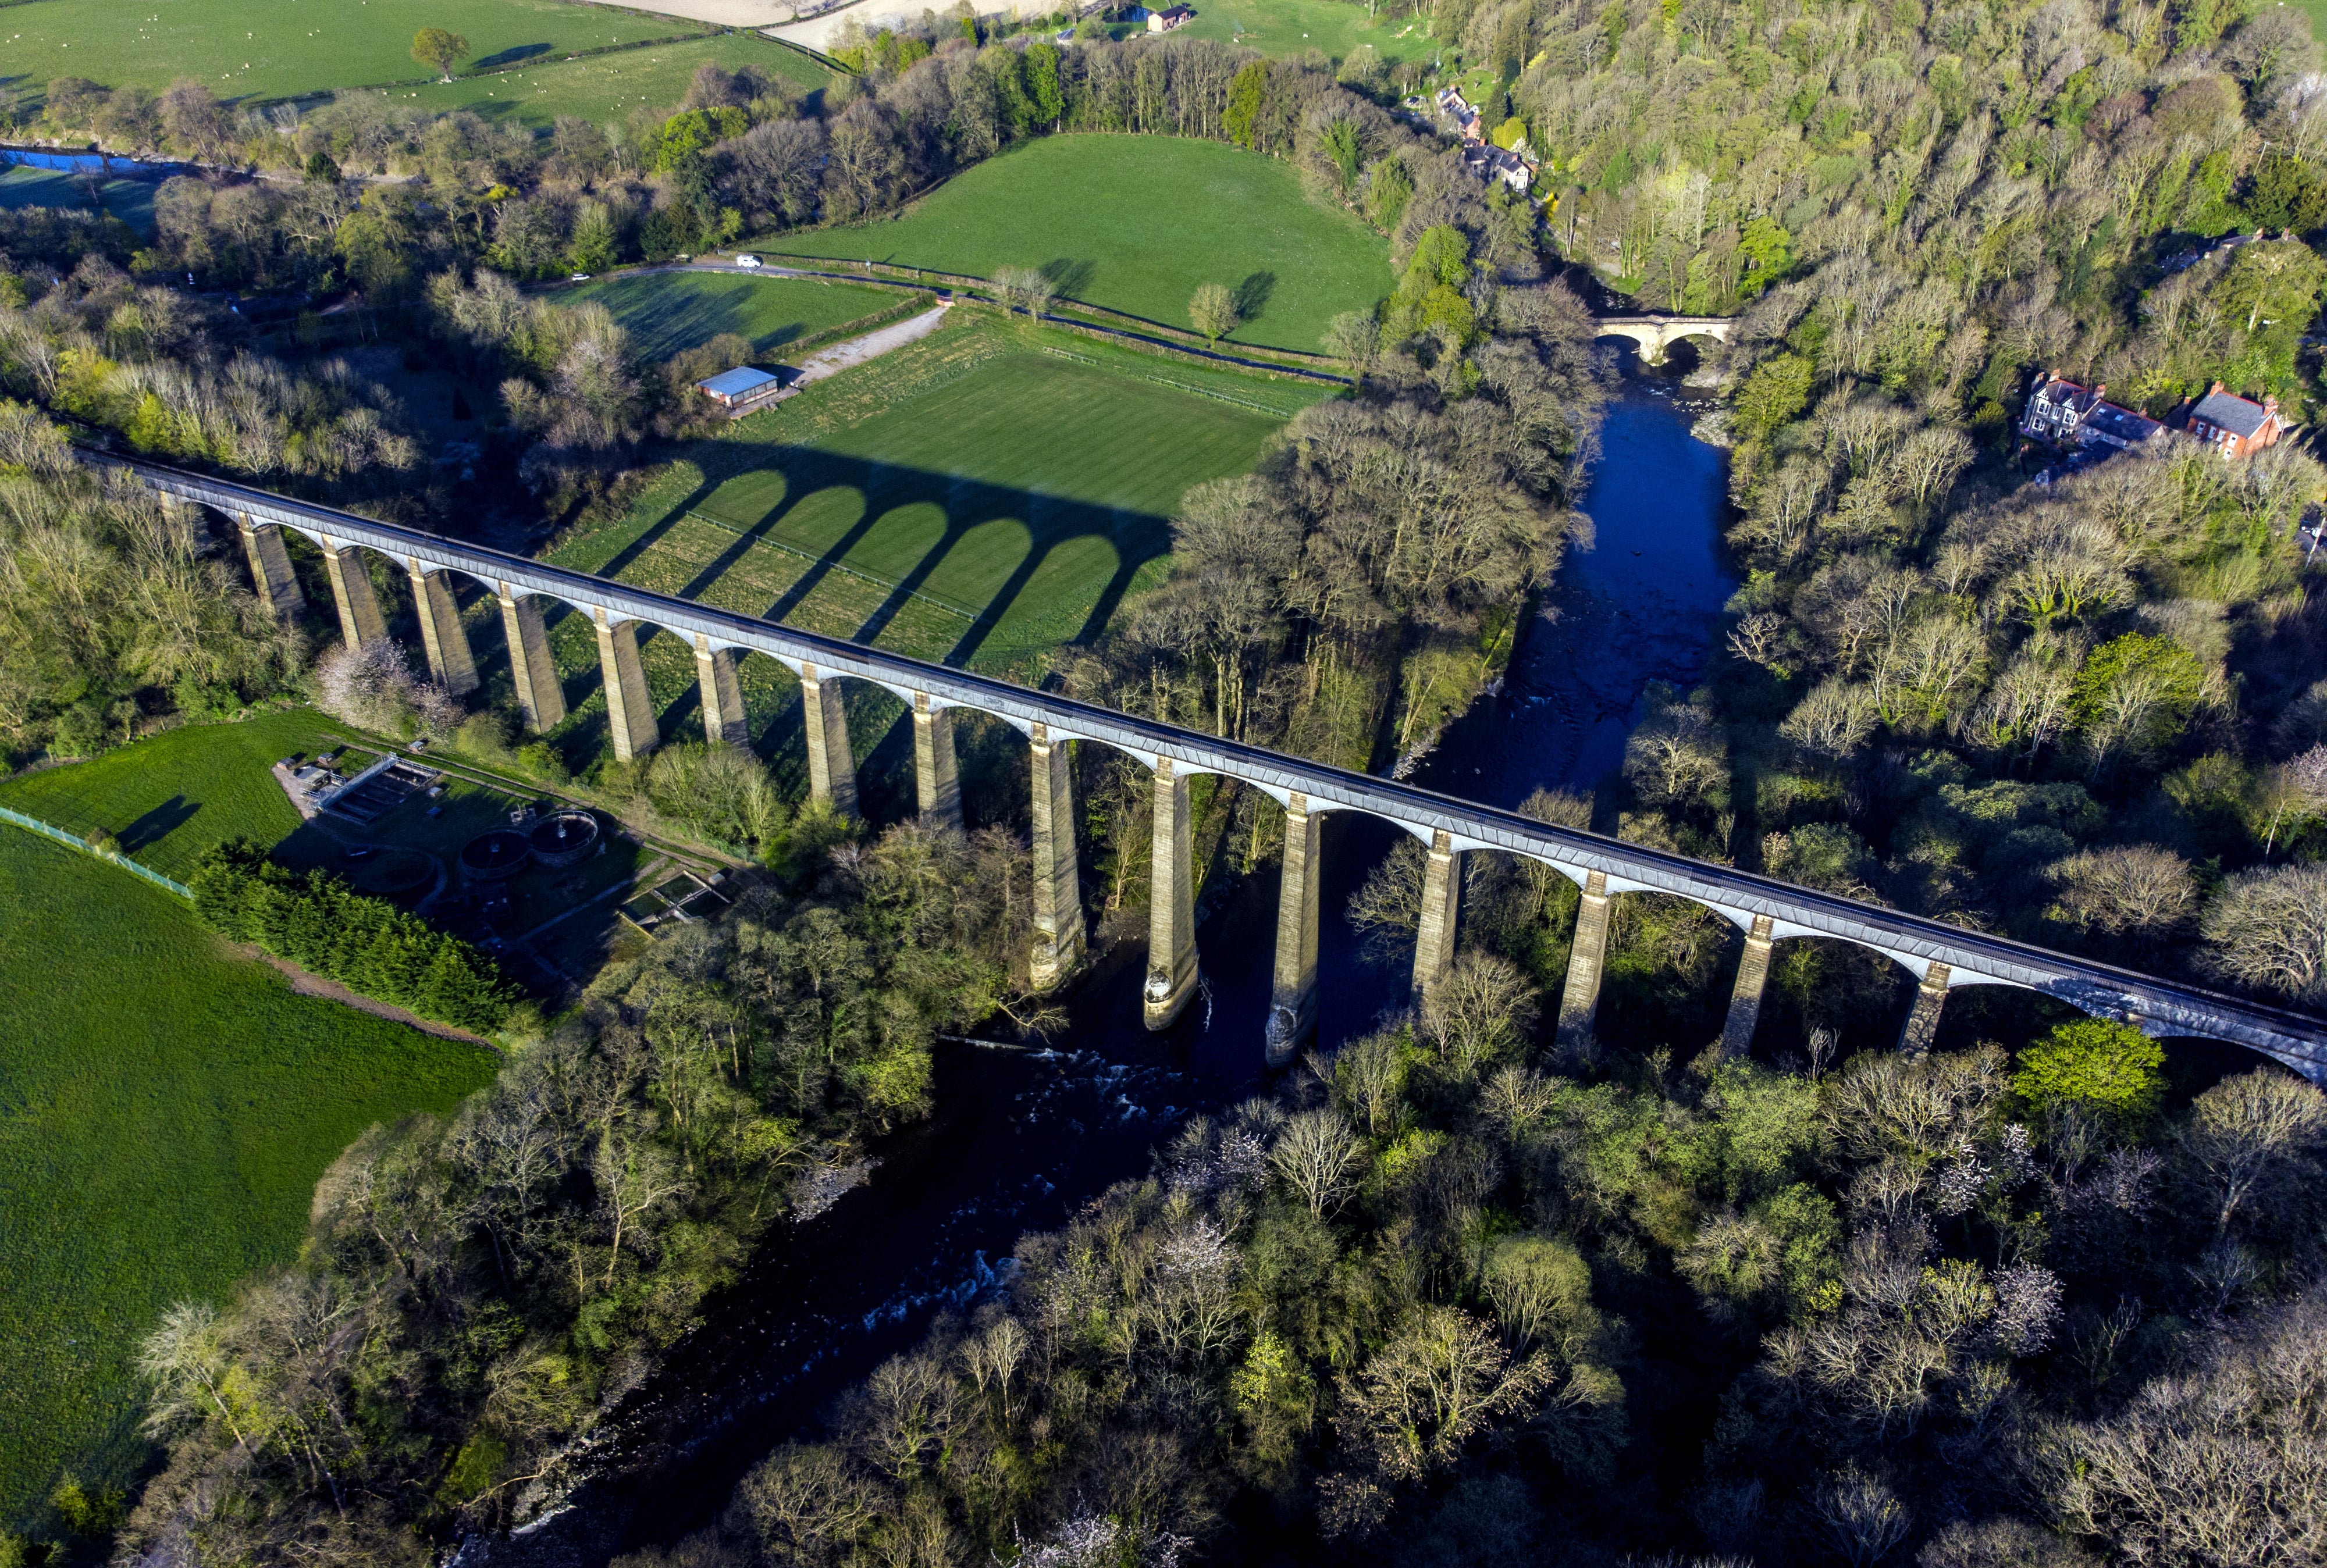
top-left (2184, 382), bottom-right (2293, 459)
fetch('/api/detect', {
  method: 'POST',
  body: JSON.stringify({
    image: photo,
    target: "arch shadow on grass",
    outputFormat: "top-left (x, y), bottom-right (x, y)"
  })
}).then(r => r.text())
top-left (474, 43), bottom-right (555, 70)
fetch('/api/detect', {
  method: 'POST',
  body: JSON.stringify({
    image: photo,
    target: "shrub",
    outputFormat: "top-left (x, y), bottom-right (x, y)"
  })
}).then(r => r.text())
top-left (2011, 1018), bottom-right (2165, 1130)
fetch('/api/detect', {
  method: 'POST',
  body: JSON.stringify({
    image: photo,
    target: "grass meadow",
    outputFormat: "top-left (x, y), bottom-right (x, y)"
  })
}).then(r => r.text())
top-left (5, 0), bottom-right (715, 105)
top-left (0, 709), bottom-right (350, 881)
top-left (567, 269), bottom-right (898, 359)
top-left (0, 166), bottom-right (156, 232)
top-left (0, 825), bottom-right (497, 1530)
top-left (529, 309), bottom-right (1330, 775)
top-left (389, 33), bottom-right (828, 129)
top-left (1165, 0), bottom-right (1438, 66)
top-left (768, 135), bottom-right (1392, 353)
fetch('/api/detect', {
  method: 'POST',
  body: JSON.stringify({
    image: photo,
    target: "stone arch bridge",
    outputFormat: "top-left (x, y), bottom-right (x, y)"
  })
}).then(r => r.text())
top-left (1596, 314), bottom-right (1733, 365)
top-left (99, 453), bottom-right (2327, 1083)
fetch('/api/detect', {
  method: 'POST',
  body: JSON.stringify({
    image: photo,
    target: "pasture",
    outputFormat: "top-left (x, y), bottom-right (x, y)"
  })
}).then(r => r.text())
top-left (0, 709), bottom-right (347, 881)
top-left (4, 0), bottom-right (716, 105)
top-left (535, 310), bottom-right (1329, 767)
top-left (0, 166), bottom-right (155, 232)
top-left (0, 825), bottom-right (496, 1530)
top-left (1166, 0), bottom-right (1436, 66)
top-left (567, 269), bottom-right (898, 359)
top-left (768, 135), bottom-right (1393, 353)
top-left (390, 33), bottom-right (828, 128)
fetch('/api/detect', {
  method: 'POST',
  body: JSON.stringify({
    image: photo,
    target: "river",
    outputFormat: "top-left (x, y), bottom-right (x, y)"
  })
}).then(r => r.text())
top-left (475, 350), bottom-right (1737, 1566)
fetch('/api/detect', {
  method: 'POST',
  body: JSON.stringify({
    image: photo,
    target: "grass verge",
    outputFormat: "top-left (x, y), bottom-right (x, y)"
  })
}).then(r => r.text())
top-left (565, 269), bottom-right (899, 360)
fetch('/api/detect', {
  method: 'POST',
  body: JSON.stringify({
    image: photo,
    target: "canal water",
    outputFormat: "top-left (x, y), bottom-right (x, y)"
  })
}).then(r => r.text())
top-left (477, 352), bottom-right (1737, 1565)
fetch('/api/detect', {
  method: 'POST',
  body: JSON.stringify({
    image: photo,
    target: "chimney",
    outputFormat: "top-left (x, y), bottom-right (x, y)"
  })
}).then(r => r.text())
top-left (2266, 395), bottom-right (2280, 414)
top-left (2212, 380), bottom-right (2226, 395)
top-left (2095, 383), bottom-right (2107, 400)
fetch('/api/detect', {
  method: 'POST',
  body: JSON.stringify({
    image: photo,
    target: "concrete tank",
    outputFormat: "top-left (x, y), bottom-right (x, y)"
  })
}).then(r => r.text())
top-left (529, 810), bottom-right (601, 868)
top-left (460, 829), bottom-right (532, 881)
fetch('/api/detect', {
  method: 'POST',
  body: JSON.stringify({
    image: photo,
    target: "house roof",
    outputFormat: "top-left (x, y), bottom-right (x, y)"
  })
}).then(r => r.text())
top-left (2191, 388), bottom-right (2276, 438)
top-left (2083, 402), bottom-right (2162, 444)
top-left (698, 366), bottom-right (781, 398)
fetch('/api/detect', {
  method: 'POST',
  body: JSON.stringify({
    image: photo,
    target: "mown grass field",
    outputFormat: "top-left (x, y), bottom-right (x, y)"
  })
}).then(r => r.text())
top-left (390, 33), bottom-right (827, 129)
top-left (568, 269), bottom-right (898, 360)
top-left (769, 135), bottom-right (1392, 353)
top-left (0, 825), bottom-right (497, 1530)
top-left (0, 709), bottom-right (348, 881)
top-left (5, 0), bottom-right (714, 105)
top-left (533, 309), bottom-right (1330, 764)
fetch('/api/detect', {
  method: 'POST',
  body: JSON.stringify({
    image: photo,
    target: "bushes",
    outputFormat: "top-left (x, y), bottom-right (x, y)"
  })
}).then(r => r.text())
top-left (188, 838), bottom-right (515, 1032)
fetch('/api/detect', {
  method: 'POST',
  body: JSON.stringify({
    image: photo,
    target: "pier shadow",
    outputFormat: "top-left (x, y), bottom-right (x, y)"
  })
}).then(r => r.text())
top-left (626, 438), bottom-right (1173, 670)
top-left (119, 795), bottom-right (197, 854)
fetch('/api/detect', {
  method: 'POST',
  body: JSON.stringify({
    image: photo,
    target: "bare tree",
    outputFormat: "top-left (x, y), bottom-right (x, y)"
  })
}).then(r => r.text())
top-left (2179, 1070), bottom-right (2327, 1238)
top-left (1810, 1467), bottom-right (1912, 1568)
top-left (2046, 846), bottom-right (2197, 939)
top-left (1781, 679), bottom-right (1880, 761)
top-left (1339, 1305), bottom-right (1556, 1479)
top-left (1419, 953), bottom-right (1539, 1077)
top-left (1483, 1234), bottom-right (1595, 1353)
top-left (2202, 864), bottom-right (2327, 1003)
top-left (1624, 702), bottom-right (1727, 806)
top-left (992, 265), bottom-right (1055, 319)
top-left (1269, 1109), bottom-right (1364, 1217)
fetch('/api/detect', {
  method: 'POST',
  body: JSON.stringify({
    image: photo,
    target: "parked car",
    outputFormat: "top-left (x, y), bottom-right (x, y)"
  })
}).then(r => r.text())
top-left (735, 254), bottom-right (763, 269)
top-left (570, 272), bottom-right (591, 281)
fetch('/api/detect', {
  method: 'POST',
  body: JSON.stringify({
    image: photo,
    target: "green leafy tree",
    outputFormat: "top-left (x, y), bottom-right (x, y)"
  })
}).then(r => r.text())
top-left (1738, 216), bottom-right (1792, 294)
top-left (2070, 633), bottom-right (2206, 771)
top-left (1023, 42), bottom-right (1065, 129)
top-left (2214, 236), bottom-right (2327, 334)
top-left (1733, 352), bottom-right (1814, 436)
top-left (2244, 153), bottom-right (2327, 235)
top-left (410, 27), bottom-right (470, 83)
top-left (1222, 60), bottom-right (1270, 149)
top-left (2012, 1019), bottom-right (2166, 1130)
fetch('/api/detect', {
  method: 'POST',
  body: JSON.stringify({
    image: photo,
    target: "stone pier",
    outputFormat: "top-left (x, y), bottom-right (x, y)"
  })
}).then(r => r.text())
top-left (798, 661), bottom-right (857, 817)
top-left (498, 589), bottom-right (565, 732)
top-left (1411, 828), bottom-right (1464, 1003)
top-left (1029, 721), bottom-right (1085, 989)
top-left (594, 610), bottom-right (659, 761)
top-left (696, 639), bottom-right (749, 747)
top-left (1721, 914), bottom-right (1777, 1058)
top-left (1265, 791), bottom-right (1323, 1067)
top-left (1899, 963), bottom-right (1952, 1056)
top-left (408, 562), bottom-right (479, 695)
top-left (238, 515), bottom-right (305, 621)
top-left (1143, 758), bottom-right (1199, 1029)
top-left (1554, 871), bottom-right (1613, 1057)
top-left (912, 694), bottom-right (962, 831)
top-left (319, 540), bottom-right (385, 649)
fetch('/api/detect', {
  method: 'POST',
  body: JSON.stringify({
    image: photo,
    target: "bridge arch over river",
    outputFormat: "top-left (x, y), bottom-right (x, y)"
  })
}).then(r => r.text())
top-left (101, 452), bottom-right (2327, 1083)
top-left (1596, 314), bottom-right (1733, 365)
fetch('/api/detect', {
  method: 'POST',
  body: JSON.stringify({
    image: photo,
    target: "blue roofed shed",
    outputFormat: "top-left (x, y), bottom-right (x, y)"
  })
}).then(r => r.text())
top-left (697, 366), bottom-right (784, 408)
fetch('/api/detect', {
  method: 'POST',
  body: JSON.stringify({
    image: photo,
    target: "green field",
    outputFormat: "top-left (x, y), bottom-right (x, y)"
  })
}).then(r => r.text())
top-left (770, 135), bottom-right (1393, 354)
top-left (0, 825), bottom-right (496, 1528)
top-left (0, 166), bottom-right (155, 232)
top-left (0, 710), bottom-right (350, 882)
top-left (567, 269), bottom-right (899, 360)
top-left (536, 310), bottom-right (1329, 759)
top-left (1166, 0), bottom-right (1436, 66)
top-left (5, 0), bottom-right (715, 104)
top-left (388, 33), bottom-right (829, 129)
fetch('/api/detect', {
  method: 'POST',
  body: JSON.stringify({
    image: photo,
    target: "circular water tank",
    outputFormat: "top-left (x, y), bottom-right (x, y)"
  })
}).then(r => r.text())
top-left (460, 829), bottom-right (532, 881)
top-left (529, 809), bottom-right (602, 868)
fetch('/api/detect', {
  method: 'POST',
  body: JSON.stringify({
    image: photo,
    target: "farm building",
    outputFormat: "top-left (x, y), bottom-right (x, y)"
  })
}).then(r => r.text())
top-left (1147, 5), bottom-right (1194, 30)
top-left (2185, 382), bottom-right (2293, 458)
top-left (696, 365), bottom-right (787, 417)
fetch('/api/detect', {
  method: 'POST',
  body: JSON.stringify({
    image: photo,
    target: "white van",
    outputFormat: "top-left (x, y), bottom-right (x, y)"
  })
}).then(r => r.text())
top-left (734, 254), bottom-right (763, 269)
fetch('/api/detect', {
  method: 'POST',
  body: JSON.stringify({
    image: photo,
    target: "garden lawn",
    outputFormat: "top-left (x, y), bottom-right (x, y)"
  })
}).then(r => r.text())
top-left (539, 312), bottom-right (1329, 761)
top-left (0, 709), bottom-right (351, 881)
top-left (768, 136), bottom-right (1392, 352)
top-left (389, 34), bottom-right (828, 129)
top-left (0, 826), bottom-right (496, 1529)
top-left (7, 0), bottom-right (715, 105)
top-left (567, 270), bottom-right (899, 361)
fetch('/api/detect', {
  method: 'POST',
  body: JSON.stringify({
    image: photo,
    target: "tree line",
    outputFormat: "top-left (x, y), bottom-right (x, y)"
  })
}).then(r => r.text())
top-left (188, 837), bottom-right (519, 1033)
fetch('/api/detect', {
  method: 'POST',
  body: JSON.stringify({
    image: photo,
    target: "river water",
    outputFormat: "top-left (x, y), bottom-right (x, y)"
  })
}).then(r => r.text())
top-left (479, 353), bottom-right (1736, 1565)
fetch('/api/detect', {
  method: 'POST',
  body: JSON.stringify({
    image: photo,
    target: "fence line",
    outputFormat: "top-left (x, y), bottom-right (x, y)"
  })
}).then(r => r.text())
top-left (0, 805), bottom-right (194, 899)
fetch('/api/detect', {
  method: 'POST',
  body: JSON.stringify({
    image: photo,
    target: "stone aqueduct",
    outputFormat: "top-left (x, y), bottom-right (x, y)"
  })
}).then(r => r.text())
top-left (98, 452), bottom-right (2327, 1083)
